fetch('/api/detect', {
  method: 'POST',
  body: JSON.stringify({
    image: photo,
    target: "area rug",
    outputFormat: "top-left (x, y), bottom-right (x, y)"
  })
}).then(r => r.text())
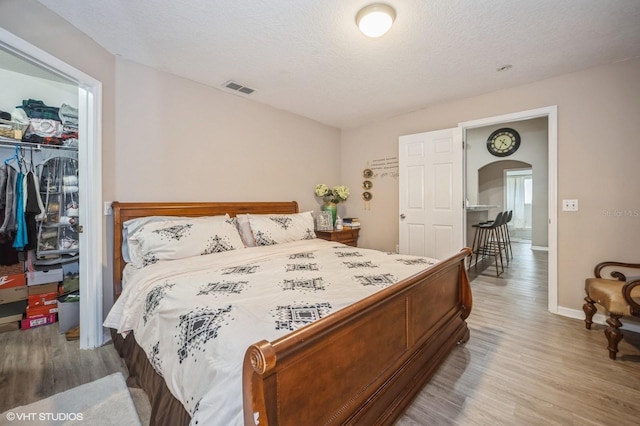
top-left (1, 372), bottom-right (141, 425)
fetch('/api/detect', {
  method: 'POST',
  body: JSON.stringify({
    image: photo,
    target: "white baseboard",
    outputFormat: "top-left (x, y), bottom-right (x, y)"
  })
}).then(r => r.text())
top-left (556, 306), bottom-right (640, 334)
top-left (531, 245), bottom-right (548, 251)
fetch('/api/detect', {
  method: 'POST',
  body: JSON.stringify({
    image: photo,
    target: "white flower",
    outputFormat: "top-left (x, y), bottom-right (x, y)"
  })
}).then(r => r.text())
top-left (315, 184), bottom-right (329, 197)
top-left (314, 183), bottom-right (350, 203)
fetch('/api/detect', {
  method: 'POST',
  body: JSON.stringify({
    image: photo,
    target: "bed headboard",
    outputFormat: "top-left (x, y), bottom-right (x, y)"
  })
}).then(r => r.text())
top-left (112, 201), bottom-right (299, 300)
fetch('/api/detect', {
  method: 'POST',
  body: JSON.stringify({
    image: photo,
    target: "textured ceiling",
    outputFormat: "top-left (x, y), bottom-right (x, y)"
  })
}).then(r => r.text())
top-left (36, 0), bottom-right (640, 128)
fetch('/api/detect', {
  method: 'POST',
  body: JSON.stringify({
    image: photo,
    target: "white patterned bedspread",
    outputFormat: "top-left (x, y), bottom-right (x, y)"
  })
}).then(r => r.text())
top-left (104, 239), bottom-right (439, 425)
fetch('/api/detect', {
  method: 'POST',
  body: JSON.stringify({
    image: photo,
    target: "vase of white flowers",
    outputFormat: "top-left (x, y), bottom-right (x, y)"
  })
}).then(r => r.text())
top-left (314, 184), bottom-right (350, 226)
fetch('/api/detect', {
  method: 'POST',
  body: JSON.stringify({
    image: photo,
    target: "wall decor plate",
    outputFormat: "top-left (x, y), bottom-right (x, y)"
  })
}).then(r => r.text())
top-left (362, 191), bottom-right (372, 201)
top-left (362, 168), bottom-right (373, 178)
top-left (362, 180), bottom-right (373, 189)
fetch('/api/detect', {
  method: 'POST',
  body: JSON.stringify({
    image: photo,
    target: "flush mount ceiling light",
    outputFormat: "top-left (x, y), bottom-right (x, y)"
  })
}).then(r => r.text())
top-left (356, 4), bottom-right (396, 38)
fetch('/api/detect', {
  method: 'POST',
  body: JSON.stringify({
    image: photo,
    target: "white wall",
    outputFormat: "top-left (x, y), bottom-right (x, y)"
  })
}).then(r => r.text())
top-left (0, 69), bottom-right (77, 115)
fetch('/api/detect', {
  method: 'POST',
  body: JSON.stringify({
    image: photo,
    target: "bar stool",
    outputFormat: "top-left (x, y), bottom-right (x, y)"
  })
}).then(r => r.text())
top-left (501, 210), bottom-right (513, 263)
top-left (470, 211), bottom-right (505, 277)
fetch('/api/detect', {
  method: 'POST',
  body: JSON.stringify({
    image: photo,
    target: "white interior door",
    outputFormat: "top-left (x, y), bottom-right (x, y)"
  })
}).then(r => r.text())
top-left (399, 128), bottom-right (463, 259)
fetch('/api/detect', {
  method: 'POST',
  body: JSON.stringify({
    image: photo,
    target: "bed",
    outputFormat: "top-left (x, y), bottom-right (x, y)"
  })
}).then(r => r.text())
top-left (106, 201), bottom-right (472, 425)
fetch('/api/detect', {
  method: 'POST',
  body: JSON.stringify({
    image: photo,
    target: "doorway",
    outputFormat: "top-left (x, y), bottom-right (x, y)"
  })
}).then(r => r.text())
top-left (460, 106), bottom-right (557, 313)
top-left (0, 28), bottom-right (104, 349)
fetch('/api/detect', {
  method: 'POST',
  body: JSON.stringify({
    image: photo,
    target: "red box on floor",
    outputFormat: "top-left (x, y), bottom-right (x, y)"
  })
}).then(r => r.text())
top-left (0, 272), bottom-right (26, 290)
top-left (28, 292), bottom-right (58, 308)
top-left (21, 314), bottom-right (57, 330)
top-left (26, 302), bottom-right (58, 318)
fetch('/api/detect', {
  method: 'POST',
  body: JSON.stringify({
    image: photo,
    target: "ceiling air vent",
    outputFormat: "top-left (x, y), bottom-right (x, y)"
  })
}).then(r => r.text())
top-left (223, 80), bottom-right (255, 95)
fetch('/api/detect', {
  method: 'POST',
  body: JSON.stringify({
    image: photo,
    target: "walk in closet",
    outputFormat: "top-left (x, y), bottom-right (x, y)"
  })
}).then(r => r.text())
top-left (0, 44), bottom-right (81, 335)
top-left (1, 27), bottom-right (103, 349)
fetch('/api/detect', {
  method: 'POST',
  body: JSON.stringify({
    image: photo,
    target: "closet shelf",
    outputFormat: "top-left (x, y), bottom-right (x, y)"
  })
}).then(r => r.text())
top-left (0, 135), bottom-right (78, 151)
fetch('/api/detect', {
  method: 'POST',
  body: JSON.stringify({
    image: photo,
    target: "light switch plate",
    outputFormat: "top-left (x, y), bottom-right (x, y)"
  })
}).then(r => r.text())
top-left (104, 201), bottom-right (113, 216)
top-left (562, 199), bottom-right (578, 211)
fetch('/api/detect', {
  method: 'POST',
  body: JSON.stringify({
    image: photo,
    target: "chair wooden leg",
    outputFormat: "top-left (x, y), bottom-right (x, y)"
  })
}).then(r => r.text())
top-left (605, 314), bottom-right (623, 360)
top-left (583, 296), bottom-right (597, 330)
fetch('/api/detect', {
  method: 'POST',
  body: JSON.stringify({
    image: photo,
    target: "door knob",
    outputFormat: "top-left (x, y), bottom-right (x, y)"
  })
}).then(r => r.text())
top-left (400, 214), bottom-right (406, 219)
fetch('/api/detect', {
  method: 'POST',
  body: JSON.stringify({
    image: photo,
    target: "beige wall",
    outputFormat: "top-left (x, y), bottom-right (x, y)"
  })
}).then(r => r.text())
top-left (342, 58), bottom-right (640, 313)
top-left (113, 58), bottom-right (340, 210)
top-left (3, 0), bottom-right (639, 317)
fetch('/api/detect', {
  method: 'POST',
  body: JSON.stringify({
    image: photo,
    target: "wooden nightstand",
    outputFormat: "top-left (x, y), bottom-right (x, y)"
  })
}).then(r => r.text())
top-left (315, 228), bottom-right (360, 247)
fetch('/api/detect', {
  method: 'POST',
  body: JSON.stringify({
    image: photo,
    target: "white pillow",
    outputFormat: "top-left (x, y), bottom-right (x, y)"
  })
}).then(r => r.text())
top-left (234, 214), bottom-right (257, 247)
top-left (128, 215), bottom-right (244, 267)
top-left (122, 216), bottom-right (187, 263)
top-left (126, 215), bottom-right (230, 265)
top-left (247, 211), bottom-right (315, 246)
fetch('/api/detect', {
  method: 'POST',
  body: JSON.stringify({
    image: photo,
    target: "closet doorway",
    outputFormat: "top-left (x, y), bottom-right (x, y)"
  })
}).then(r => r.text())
top-left (0, 28), bottom-right (103, 349)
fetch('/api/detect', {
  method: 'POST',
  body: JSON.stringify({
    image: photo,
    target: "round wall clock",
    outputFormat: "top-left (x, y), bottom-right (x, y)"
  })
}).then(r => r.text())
top-left (486, 128), bottom-right (521, 157)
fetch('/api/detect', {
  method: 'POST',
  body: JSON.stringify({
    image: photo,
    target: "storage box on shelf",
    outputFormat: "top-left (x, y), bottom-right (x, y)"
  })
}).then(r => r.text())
top-left (0, 118), bottom-right (28, 140)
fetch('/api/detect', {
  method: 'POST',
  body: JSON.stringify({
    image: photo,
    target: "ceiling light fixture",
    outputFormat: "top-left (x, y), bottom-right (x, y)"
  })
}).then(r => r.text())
top-left (356, 4), bottom-right (396, 38)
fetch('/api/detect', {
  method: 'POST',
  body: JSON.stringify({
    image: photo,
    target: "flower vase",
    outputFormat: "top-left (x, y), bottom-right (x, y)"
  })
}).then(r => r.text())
top-left (321, 202), bottom-right (338, 227)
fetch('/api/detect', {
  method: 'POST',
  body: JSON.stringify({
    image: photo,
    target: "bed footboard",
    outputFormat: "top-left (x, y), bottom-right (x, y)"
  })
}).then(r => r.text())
top-left (243, 248), bottom-right (472, 425)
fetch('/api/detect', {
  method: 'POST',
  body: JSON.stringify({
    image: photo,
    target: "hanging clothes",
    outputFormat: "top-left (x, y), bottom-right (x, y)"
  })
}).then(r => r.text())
top-left (12, 171), bottom-right (27, 250)
top-left (0, 163), bottom-right (18, 264)
top-left (0, 163), bottom-right (18, 234)
top-left (24, 171), bottom-right (42, 251)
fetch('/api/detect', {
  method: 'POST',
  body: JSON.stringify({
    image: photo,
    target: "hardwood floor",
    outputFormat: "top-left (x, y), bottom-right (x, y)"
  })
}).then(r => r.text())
top-left (398, 242), bottom-right (640, 425)
top-left (0, 324), bottom-right (151, 423)
top-left (1, 241), bottom-right (638, 425)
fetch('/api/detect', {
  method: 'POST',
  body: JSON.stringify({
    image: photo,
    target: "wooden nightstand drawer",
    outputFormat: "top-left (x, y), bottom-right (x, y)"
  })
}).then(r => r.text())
top-left (315, 228), bottom-right (360, 247)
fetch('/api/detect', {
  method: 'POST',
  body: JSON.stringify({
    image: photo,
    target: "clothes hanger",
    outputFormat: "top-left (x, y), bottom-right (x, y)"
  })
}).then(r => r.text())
top-left (3, 145), bottom-right (20, 166)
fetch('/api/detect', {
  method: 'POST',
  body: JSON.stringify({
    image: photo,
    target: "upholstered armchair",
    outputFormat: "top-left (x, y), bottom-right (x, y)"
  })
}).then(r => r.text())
top-left (583, 261), bottom-right (640, 359)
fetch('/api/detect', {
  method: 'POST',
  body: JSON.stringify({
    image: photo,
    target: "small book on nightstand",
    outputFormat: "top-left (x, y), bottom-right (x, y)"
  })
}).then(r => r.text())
top-left (342, 217), bottom-right (360, 229)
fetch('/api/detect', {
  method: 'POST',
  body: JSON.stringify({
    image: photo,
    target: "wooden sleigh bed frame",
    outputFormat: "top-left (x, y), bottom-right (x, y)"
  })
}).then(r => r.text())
top-left (110, 201), bottom-right (472, 425)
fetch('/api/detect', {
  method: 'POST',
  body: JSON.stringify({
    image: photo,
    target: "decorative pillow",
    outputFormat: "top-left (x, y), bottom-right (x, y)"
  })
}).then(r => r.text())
top-left (247, 211), bottom-right (316, 246)
top-left (128, 215), bottom-right (244, 267)
top-left (234, 214), bottom-right (257, 247)
top-left (122, 216), bottom-right (188, 263)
